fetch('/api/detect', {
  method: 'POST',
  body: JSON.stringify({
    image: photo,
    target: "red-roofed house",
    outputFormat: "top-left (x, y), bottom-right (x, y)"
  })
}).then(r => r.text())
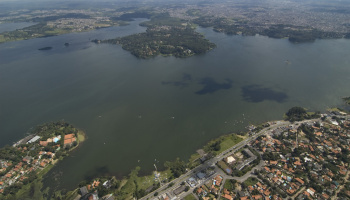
top-left (270, 160), bottom-right (278, 165)
top-left (64, 134), bottom-right (77, 147)
top-left (40, 141), bottom-right (48, 146)
top-left (252, 195), bottom-right (263, 200)
top-left (222, 194), bottom-right (233, 200)
top-left (295, 178), bottom-right (304, 185)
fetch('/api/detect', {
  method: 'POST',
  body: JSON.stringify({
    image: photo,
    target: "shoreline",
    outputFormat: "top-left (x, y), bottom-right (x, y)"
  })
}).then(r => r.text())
top-left (0, 122), bottom-right (86, 198)
top-left (1, 107), bottom-right (349, 199)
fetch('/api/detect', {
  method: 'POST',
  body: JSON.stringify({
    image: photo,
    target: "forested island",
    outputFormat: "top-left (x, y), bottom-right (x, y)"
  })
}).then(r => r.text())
top-left (95, 14), bottom-right (216, 58)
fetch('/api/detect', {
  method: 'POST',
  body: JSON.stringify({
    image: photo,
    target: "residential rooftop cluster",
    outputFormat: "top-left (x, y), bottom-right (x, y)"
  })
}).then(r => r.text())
top-left (166, 0), bottom-right (350, 34)
top-left (201, 112), bottom-right (350, 200)
top-left (78, 178), bottom-right (116, 200)
top-left (145, 112), bottom-right (350, 200)
top-left (0, 122), bottom-right (79, 196)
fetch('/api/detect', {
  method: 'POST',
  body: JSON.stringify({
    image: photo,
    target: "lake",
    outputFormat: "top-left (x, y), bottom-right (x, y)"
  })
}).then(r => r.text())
top-left (0, 22), bottom-right (37, 33)
top-left (0, 18), bottom-right (349, 190)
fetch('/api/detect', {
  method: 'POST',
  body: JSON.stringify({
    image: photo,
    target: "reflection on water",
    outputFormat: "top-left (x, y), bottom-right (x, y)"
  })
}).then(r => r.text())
top-left (241, 84), bottom-right (288, 103)
top-left (195, 77), bottom-right (233, 95)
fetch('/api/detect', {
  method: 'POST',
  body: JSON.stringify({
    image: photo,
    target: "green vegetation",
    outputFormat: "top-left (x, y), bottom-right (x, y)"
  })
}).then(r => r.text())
top-left (223, 179), bottom-right (237, 190)
top-left (244, 177), bottom-right (258, 186)
top-left (187, 153), bottom-right (202, 169)
top-left (183, 193), bottom-right (197, 200)
top-left (164, 158), bottom-right (187, 178)
top-left (203, 133), bottom-right (244, 155)
top-left (285, 106), bottom-right (320, 122)
top-left (261, 24), bottom-right (343, 43)
top-left (99, 14), bottom-right (216, 58)
top-left (343, 97), bottom-right (350, 105)
top-left (217, 161), bottom-right (231, 174)
top-left (0, 121), bottom-right (84, 199)
top-left (111, 11), bottom-right (152, 21)
top-left (192, 16), bottom-right (346, 43)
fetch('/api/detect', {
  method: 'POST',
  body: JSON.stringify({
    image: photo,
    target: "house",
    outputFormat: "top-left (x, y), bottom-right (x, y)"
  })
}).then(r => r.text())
top-left (64, 133), bottom-right (77, 147)
top-left (295, 177), bottom-right (304, 185)
top-left (214, 175), bottom-right (223, 186)
top-left (22, 156), bottom-right (32, 164)
top-left (252, 195), bottom-right (263, 200)
top-left (40, 141), bottom-right (48, 146)
top-left (322, 193), bottom-right (330, 199)
top-left (306, 188), bottom-right (315, 196)
top-left (270, 160), bottom-right (278, 165)
top-left (222, 194), bottom-right (233, 200)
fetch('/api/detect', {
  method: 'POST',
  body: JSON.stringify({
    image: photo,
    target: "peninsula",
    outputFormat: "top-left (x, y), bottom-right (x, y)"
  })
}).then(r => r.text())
top-left (95, 14), bottom-right (216, 58)
top-left (0, 121), bottom-right (85, 199)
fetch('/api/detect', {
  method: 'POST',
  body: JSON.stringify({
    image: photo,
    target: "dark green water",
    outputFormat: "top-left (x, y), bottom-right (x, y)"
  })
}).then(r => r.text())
top-left (1, 19), bottom-right (350, 190)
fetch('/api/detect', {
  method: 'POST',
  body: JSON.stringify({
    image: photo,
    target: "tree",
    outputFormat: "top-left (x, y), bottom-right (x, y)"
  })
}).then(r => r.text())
top-left (285, 107), bottom-right (307, 121)
top-left (135, 189), bottom-right (145, 199)
top-left (164, 158), bottom-right (186, 178)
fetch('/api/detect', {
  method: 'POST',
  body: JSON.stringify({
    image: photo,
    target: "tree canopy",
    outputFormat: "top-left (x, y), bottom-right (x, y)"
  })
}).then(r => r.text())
top-left (285, 107), bottom-right (307, 121)
top-left (164, 158), bottom-right (186, 178)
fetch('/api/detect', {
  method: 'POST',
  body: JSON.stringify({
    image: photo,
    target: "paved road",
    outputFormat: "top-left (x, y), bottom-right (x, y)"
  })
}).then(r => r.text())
top-left (140, 119), bottom-right (325, 200)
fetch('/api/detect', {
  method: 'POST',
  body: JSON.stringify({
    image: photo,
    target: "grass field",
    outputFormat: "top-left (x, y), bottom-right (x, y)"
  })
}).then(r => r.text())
top-left (183, 194), bottom-right (197, 200)
top-left (219, 134), bottom-right (245, 153)
top-left (204, 133), bottom-right (245, 155)
top-left (244, 177), bottom-right (258, 186)
top-left (77, 130), bottom-right (86, 143)
top-left (117, 167), bottom-right (172, 199)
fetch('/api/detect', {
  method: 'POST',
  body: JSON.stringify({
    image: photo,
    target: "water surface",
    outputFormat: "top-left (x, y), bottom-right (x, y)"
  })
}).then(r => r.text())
top-left (0, 19), bottom-right (349, 190)
top-left (0, 22), bottom-right (37, 33)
